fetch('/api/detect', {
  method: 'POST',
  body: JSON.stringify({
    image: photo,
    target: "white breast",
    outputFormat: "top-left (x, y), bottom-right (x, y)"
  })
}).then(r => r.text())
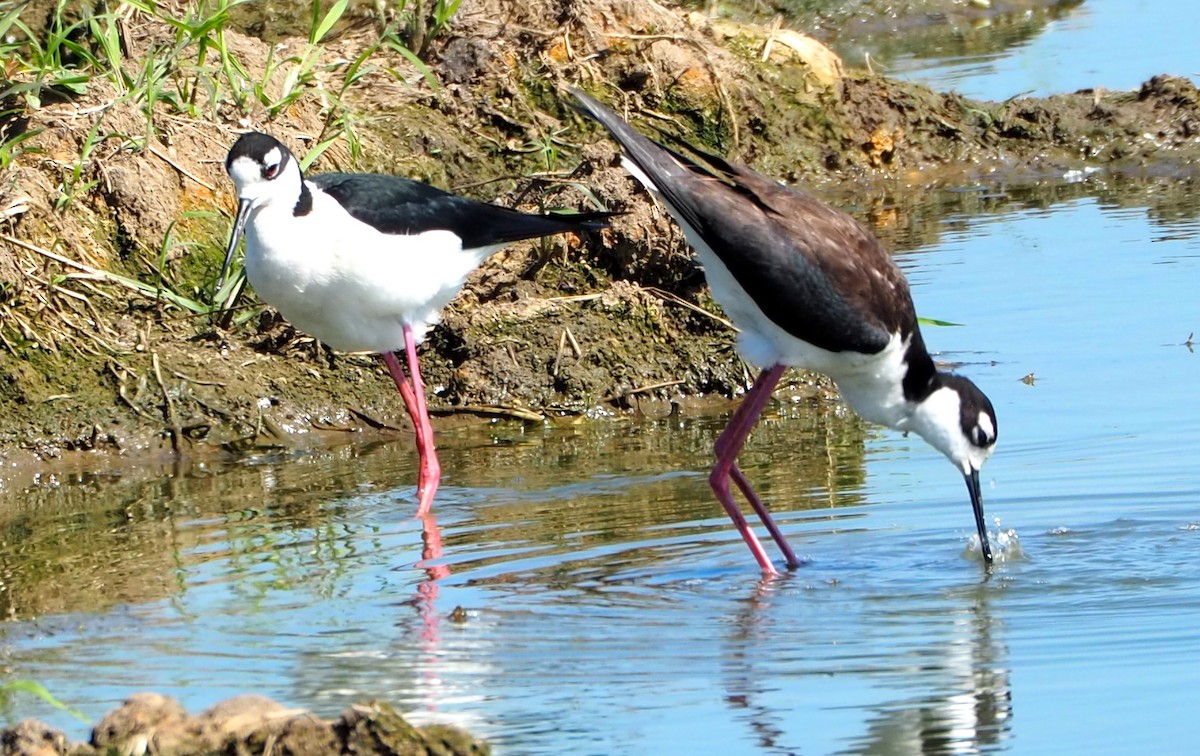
top-left (243, 188), bottom-right (491, 353)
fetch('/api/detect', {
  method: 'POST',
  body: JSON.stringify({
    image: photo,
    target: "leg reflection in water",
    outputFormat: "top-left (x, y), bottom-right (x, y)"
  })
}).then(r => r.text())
top-left (415, 512), bottom-right (450, 647)
top-left (404, 511), bottom-right (452, 714)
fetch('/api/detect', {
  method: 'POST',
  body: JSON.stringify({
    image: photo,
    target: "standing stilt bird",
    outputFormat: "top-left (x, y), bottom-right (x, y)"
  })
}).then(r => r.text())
top-left (219, 131), bottom-right (610, 515)
top-left (571, 91), bottom-right (998, 575)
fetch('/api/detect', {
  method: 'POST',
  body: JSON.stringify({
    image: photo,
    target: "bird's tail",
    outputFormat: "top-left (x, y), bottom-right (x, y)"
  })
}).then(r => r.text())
top-left (542, 209), bottom-right (621, 229)
top-left (481, 208), bottom-right (618, 247)
top-left (570, 89), bottom-right (696, 191)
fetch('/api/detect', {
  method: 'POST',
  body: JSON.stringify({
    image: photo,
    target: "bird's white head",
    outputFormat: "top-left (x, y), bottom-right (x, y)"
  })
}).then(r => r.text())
top-left (217, 132), bottom-right (305, 294)
top-left (911, 374), bottom-right (997, 475)
top-left (224, 131), bottom-right (303, 211)
top-left (909, 373), bottom-right (998, 562)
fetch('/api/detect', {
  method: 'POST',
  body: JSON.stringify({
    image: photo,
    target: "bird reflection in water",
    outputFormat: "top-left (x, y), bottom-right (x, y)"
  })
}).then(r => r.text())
top-left (722, 582), bottom-right (1012, 753)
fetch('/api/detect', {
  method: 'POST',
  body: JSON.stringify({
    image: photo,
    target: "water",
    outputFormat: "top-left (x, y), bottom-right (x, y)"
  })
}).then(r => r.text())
top-left (843, 0), bottom-right (1200, 101)
top-left (3, 180), bottom-right (1199, 753)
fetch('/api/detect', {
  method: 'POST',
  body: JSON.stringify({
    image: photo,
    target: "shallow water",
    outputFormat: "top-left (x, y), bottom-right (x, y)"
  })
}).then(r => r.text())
top-left (837, 0), bottom-right (1200, 101)
top-left (3, 178), bottom-right (1199, 752)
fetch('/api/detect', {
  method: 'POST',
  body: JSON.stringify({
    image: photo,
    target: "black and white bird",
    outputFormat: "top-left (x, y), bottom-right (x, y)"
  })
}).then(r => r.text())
top-left (572, 90), bottom-right (998, 575)
top-left (220, 131), bottom-right (610, 516)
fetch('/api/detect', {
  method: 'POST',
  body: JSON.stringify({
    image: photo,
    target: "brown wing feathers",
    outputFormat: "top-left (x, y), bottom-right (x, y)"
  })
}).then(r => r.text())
top-left (572, 89), bottom-right (923, 355)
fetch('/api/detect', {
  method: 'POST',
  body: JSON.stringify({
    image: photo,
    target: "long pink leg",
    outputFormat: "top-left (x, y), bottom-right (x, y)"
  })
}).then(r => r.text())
top-left (710, 364), bottom-right (800, 574)
top-left (381, 335), bottom-right (441, 515)
top-left (716, 374), bottom-right (802, 569)
top-left (730, 466), bottom-right (801, 568)
top-left (401, 324), bottom-right (441, 515)
top-left (416, 511), bottom-right (450, 639)
top-left (381, 350), bottom-right (421, 424)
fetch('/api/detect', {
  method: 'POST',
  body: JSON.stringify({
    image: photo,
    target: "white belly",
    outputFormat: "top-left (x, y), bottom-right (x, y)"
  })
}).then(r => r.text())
top-left (683, 226), bottom-right (914, 429)
top-left (243, 193), bottom-right (490, 353)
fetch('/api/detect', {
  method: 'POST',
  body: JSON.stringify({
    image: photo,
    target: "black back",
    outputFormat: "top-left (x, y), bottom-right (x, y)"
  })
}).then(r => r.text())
top-left (572, 90), bottom-right (924, 363)
top-left (310, 173), bottom-right (611, 249)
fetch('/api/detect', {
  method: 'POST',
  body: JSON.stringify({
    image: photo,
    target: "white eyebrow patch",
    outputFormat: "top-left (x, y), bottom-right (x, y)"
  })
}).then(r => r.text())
top-left (977, 411), bottom-right (995, 442)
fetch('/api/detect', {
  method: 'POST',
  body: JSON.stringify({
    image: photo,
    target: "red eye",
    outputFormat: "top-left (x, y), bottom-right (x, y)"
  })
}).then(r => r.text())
top-left (263, 163), bottom-right (280, 179)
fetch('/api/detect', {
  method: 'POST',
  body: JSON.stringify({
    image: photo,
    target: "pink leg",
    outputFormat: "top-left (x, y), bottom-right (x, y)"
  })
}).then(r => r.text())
top-left (418, 512), bottom-right (450, 581)
top-left (717, 373), bottom-right (801, 567)
top-left (402, 325), bottom-right (441, 515)
top-left (710, 365), bottom-right (800, 575)
top-left (416, 511), bottom-right (450, 635)
top-left (730, 466), bottom-right (802, 569)
top-left (381, 350), bottom-right (421, 423)
top-left (381, 336), bottom-right (441, 516)
top-left (713, 368), bottom-right (777, 459)
top-left (715, 368), bottom-right (801, 567)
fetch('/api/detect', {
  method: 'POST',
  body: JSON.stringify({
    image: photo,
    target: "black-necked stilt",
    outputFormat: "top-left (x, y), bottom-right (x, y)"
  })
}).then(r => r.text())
top-left (220, 131), bottom-right (610, 515)
top-left (572, 91), bottom-right (998, 575)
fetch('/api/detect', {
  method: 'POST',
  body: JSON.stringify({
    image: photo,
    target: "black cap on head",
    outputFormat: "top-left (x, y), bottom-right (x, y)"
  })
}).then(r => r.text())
top-left (225, 132), bottom-right (293, 176)
top-left (941, 373), bottom-right (997, 450)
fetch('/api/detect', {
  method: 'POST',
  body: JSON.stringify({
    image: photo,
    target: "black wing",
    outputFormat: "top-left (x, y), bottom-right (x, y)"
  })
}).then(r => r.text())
top-left (572, 89), bottom-right (915, 356)
top-left (310, 173), bottom-right (612, 250)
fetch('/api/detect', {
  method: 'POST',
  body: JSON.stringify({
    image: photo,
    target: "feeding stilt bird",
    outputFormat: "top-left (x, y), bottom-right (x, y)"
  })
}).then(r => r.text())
top-left (219, 131), bottom-right (611, 515)
top-left (571, 91), bottom-right (998, 575)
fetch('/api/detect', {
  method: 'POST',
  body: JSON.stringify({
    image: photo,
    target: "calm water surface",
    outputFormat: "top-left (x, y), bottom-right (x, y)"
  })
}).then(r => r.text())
top-left (847, 0), bottom-right (1200, 100)
top-left (3, 183), bottom-right (1198, 753)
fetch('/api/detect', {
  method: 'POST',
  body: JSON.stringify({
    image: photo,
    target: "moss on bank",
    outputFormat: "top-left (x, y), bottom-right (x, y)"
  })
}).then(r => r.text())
top-left (1, 0), bottom-right (1199, 463)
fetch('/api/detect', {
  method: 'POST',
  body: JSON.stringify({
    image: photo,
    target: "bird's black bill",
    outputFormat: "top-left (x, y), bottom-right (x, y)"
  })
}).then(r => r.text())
top-left (965, 468), bottom-right (994, 563)
top-left (216, 198), bottom-right (252, 299)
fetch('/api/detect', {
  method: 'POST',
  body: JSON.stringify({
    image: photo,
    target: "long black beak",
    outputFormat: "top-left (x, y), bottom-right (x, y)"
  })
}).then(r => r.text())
top-left (216, 198), bottom-right (252, 298)
top-left (965, 468), bottom-right (993, 563)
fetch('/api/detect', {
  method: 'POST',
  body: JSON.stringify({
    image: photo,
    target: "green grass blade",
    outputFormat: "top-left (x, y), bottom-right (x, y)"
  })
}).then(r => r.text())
top-left (0, 680), bottom-right (90, 724)
top-left (543, 180), bottom-right (609, 212)
top-left (99, 267), bottom-right (210, 312)
top-left (310, 0), bottom-right (349, 45)
top-left (383, 36), bottom-right (442, 91)
top-left (300, 133), bottom-right (342, 171)
top-left (0, 4), bottom-right (25, 38)
top-left (917, 316), bottom-right (963, 327)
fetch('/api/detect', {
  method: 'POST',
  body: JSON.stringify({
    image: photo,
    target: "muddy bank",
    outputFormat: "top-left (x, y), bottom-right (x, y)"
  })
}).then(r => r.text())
top-left (2, 692), bottom-right (487, 755)
top-left (2, 0), bottom-right (1199, 465)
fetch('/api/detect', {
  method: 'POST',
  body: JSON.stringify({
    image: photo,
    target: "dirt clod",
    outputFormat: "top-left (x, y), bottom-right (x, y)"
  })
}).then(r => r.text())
top-left (1, 693), bottom-right (488, 756)
top-left (1, 719), bottom-right (69, 756)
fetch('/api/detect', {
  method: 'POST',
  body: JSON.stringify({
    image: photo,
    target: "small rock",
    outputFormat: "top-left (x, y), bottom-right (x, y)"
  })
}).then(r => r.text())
top-left (90, 692), bottom-right (200, 756)
top-left (337, 701), bottom-right (490, 755)
top-left (2, 719), bottom-right (68, 756)
top-left (194, 694), bottom-right (288, 747)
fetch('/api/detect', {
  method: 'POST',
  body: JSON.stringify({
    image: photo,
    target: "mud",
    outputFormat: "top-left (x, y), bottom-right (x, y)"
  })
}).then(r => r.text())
top-left (4, 0), bottom-right (1200, 467)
